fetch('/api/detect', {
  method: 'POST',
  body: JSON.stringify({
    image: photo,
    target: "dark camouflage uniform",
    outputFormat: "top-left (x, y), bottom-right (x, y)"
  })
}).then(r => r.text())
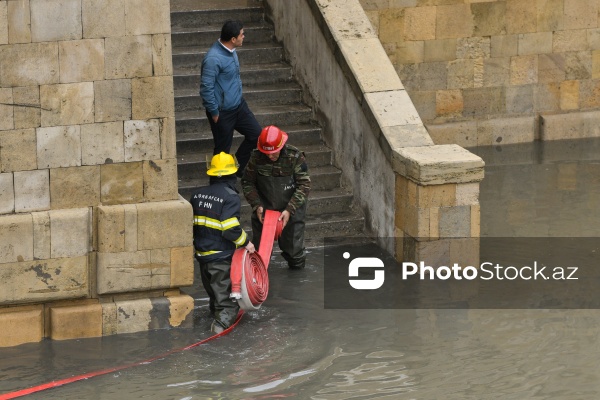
top-left (241, 144), bottom-right (310, 268)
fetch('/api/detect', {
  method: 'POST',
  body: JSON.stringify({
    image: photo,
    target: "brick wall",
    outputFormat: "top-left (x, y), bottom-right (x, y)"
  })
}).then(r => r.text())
top-left (361, 0), bottom-right (600, 146)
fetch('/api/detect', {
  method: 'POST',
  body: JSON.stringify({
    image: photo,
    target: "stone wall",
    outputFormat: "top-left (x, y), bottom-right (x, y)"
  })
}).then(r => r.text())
top-left (0, 0), bottom-right (194, 347)
top-left (361, 0), bottom-right (600, 147)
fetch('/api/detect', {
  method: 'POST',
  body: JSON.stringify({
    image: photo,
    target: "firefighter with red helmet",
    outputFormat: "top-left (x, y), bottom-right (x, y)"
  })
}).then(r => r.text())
top-left (241, 126), bottom-right (311, 269)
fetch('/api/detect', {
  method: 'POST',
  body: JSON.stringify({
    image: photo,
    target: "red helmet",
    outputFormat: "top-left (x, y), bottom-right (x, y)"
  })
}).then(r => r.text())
top-left (257, 125), bottom-right (288, 154)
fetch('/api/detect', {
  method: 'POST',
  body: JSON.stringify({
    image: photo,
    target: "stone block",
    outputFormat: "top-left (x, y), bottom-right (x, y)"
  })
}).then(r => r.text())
top-left (0, 306), bottom-right (43, 347)
top-left (429, 207), bottom-right (439, 240)
top-left (40, 82), bottom-right (94, 126)
top-left (82, 0), bottom-right (126, 38)
top-left (97, 205), bottom-right (125, 253)
top-left (124, 119), bottom-right (161, 162)
top-left (403, 6), bottom-right (435, 41)
top-left (456, 37), bottom-right (490, 59)
top-left (414, 239), bottom-right (450, 268)
top-left (0, 1), bottom-right (8, 44)
top-left (409, 90), bottom-right (437, 121)
top-left (447, 59), bottom-right (474, 89)
top-left (471, 1), bottom-right (506, 37)
top-left (594, 51), bottom-right (600, 79)
top-left (477, 116), bottom-right (535, 145)
top-left (101, 302), bottom-right (117, 335)
top-left (0, 128), bottom-right (37, 172)
top-left (339, 38), bottom-right (403, 93)
top-left (143, 159), bottom-right (179, 202)
top-left (104, 36), bottom-right (152, 79)
top-left (381, 124), bottom-right (434, 154)
top-left (94, 79), bottom-right (132, 122)
top-left (59, 39), bottom-right (105, 83)
top-left (582, 110), bottom-right (600, 137)
top-left (491, 35), bottom-right (518, 58)
top-left (518, 32), bottom-right (552, 55)
top-left (449, 237), bottom-right (479, 267)
top-left (379, 8), bottom-right (404, 44)
top-left (7, 0), bottom-right (31, 44)
top-left (123, 204), bottom-right (138, 252)
top-left (363, 90), bottom-right (422, 128)
top-left (166, 294), bottom-right (194, 328)
top-left (534, 83), bottom-right (560, 113)
top-left (417, 183), bottom-right (456, 208)
top-left (538, 54), bottom-right (566, 83)
top-left (50, 165), bottom-right (101, 209)
top-left (124, 0), bottom-right (171, 35)
top-left (506, 0), bottom-right (536, 34)
top-left (36, 125), bottom-right (82, 168)
top-left (470, 204), bottom-right (480, 237)
top-left (564, 51), bottom-right (592, 80)
top-left (417, 62), bottom-right (448, 90)
top-left (423, 39), bottom-right (457, 62)
top-left (131, 76), bottom-right (175, 120)
top-left (537, 0), bottom-right (564, 31)
top-left (563, 0), bottom-right (598, 30)
top-left (395, 41), bottom-right (424, 64)
top-left (0, 173), bottom-right (14, 214)
top-left (393, 144), bottom-right (484, 185)
top-left (463, 87), bottom-right (505, 117)
top-left (170, 247), bottom-right (194, 287)
top-left (439, 205), bottom-right (471, 238)
top-left (403, 204), bottom-right (430, 239)
top-left (0, 42), bottom-right (59, 86)
top-left (553, 29), bottom-right (588, 53)
top-left (152, 34), bottom-right (173, 76)
top-left (560, 80), bottom-right (579, 110)
top-left (510, 55), bottom-right (538, 85)
top-left (30, 0), bottom-right (82, 42)
top-left (456, 182), bottom-right (479, 206)
top-left (506, 85), bottom-right (533, 114)
top-left (49, 304), bottom-right (102, 340)
top-left (436, 4), bottom-right (473, 39)
top-left (589, 29), bottom-right (600, 50)
top-left (580, 79), bottom-right (600, 109)
top-left (100, 162), bottom-right (144, 205)
top-left (160, 118), bottom-right (176, 159)
top-left (50, 208), bottom-right (90, 258)
top-left (426, 121), bottom-right (478, 148)
top-left (14, 169), bottom-right (50, 212)
top-left (81, 122), bottom-right (125, 165)
top-left (13, 86), bottom-right (41, 129)
top-left (0, 256), bottom-right (88, 304)
top-left (97, 251), bottom-right (170, 294)
top-left (137, 198), bottom-right (192, 250)
top-left (540, 112), bottom-right (582, 140)
top-left (0, 213), bottom-right (33, 263)
top-left (436, 89), bottom-right (464, 116)
top-left (32, 211), bottom-right (50, 260)
top-left (318, 0), bottom-right (377, 42)
top-left (483, 57), bottom-right (510, 87)
top-left (0, 88), bottom-right (13, 131)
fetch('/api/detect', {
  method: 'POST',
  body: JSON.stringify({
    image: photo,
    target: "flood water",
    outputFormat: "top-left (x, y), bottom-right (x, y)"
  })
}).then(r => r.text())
top-left (2, 138), bottom-right (600, 399)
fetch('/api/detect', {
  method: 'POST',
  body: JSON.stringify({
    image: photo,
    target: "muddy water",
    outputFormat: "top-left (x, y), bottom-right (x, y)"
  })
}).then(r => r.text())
top-left (1, 139), bottom-right (600, 399)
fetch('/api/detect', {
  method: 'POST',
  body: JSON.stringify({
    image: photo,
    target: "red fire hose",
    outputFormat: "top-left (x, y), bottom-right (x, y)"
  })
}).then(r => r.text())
top-left (230, 209), bottom-right (283, 311)
top-left (0, 210), bottom-right (284, 399)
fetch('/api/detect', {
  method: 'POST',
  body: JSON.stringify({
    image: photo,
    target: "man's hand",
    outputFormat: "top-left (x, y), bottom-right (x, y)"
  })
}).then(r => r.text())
top-left (279, 210), bottom-right (291, 229)
top-left (245, 241), bottom-right (256, 253)
top-left (212, 115), bottom-right (219, 123)
top-left (256, 206), bottom-right (264, 223)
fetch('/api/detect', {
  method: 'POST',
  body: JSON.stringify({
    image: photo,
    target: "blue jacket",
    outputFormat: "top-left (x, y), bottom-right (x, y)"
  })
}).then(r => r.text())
top-left (200, 41), bottom-right (243, 117)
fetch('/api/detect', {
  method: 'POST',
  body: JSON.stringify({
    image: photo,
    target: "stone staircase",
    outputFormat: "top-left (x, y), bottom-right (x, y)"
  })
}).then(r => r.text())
top-left (170, 0), bottom-right (365, 243)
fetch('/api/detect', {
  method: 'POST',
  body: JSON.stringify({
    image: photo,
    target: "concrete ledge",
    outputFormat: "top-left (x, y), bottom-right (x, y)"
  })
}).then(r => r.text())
top-left (0, 305), bottom-right (44, 347)
top-left (394, 144), bottom-right (485, 185)
top-left (541, 110), bottom-right (600, 141)
top-left (49, 303), bottom-right (102, 340)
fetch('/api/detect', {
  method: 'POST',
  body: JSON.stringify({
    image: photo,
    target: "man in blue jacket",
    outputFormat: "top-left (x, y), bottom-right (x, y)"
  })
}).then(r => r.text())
top-left (190, 152), bottom-right (256, 333)
top-left (200, 20), bottom-right (262, 175)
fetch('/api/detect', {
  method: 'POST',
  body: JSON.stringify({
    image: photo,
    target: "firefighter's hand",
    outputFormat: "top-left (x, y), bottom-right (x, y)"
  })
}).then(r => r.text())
top-left (279, 210), bottom-right (291, 229)
top-left (212, 115), bottom-right (219, 123)
top-left (245, 241), bottom-right (256, 253)
top-left (256, 206), bottom-right (264, 223)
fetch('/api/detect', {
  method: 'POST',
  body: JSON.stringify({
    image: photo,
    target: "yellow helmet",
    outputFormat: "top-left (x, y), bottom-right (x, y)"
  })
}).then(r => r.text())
top-left (207, 152), bottom-right (238, 177)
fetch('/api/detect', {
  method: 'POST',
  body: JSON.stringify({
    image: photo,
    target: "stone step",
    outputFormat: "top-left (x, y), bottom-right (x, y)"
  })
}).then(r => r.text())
top-left (175, 103), bottom-right (314, 134)
top-left (173, 62), bottom-right (294, 89)
top-left (177, 143), bottom-right (331, 179)
top-left (175, 83), bottom-right (303, 112)
top-left (179, 164), bottom-right (342, 199)
top-left (171, 23), bottom-right (273, 48)
top-left (176, 123), bottom-right (323, 155)
top-left (170, 3), bottom-right (264, 30)
top-left (172, 43), bottom-right (283, 70)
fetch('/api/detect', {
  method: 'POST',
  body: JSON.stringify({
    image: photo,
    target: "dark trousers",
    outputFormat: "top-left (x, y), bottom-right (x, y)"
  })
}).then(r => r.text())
top-left (197, 257), bottom-right (239, 329)
top-left (206, 98), bottom-right (261, 173)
